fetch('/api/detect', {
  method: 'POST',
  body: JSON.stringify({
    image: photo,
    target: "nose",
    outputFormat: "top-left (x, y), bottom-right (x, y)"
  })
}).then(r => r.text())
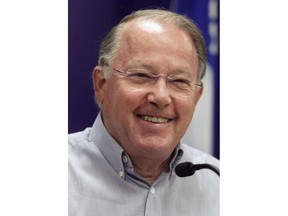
top-left (146, 77), bottom-right (172, 108)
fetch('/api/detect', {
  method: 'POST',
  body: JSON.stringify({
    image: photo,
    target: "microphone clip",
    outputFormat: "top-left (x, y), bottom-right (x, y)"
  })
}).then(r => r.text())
top-left (175, 162), bottom-right (220, 177)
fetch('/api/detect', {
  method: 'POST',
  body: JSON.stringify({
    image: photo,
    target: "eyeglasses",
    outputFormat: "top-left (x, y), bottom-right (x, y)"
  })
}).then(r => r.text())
top-left (109, 67), bottom-right (202, 98)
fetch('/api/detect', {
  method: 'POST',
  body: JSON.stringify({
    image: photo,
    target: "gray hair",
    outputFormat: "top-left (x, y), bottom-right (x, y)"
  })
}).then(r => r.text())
top-left (98, 9), bottom-right (206, 81)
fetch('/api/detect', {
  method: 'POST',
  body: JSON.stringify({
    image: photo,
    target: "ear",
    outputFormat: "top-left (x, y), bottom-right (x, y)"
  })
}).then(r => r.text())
top-left (92, 66), bottom-right (107, 106)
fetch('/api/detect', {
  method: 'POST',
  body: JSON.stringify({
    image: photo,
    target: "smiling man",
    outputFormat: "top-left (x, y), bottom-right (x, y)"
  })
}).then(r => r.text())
top-left (69, 9), bottom-right (219, 216)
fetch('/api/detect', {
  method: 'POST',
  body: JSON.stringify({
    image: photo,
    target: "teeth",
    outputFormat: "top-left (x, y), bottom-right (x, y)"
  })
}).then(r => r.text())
top-left (141, 115), bottom-right (169, 123)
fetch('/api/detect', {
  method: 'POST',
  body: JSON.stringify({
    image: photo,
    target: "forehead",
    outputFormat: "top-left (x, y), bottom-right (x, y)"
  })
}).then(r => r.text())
top-left (115, 19), bottom-right (198, 74)
top-left (134, 20), bottom-right (163, 33)
top-left (122, 19), bottom-right (191, 42)
top-left (119, 19), bottom-right (193, 46)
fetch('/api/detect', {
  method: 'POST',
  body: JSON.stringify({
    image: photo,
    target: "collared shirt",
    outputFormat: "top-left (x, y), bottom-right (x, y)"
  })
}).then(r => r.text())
top-left (69, 114), bottom-right (219, 216)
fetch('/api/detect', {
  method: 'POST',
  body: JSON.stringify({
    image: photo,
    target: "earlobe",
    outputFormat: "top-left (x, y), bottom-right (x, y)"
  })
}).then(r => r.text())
top-left (92, 66), bottom-right (106, 105)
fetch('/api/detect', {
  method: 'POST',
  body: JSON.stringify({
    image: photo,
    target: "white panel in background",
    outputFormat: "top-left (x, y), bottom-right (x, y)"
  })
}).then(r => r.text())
top-left (182, 63), bottom-right (214, 155)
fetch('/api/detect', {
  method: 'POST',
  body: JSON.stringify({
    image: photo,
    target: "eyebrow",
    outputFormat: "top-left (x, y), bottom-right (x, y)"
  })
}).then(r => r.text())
top-left (170, 69), bottom-right (194, 79)
top-left (127, 62), bottom-right (154, 71)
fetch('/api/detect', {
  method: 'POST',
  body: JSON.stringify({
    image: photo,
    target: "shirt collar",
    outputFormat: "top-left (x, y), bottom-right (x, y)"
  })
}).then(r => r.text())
top-left (88, 113), bottom-right (184, 177)
top-left (169, 145), bottom-right (183, 171)
top-left (88, 113), bottom-right (125, 175)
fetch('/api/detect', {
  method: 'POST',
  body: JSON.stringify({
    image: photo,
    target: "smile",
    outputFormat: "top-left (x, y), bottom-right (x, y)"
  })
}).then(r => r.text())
top-left (140, 115), bottom-right (169, 123)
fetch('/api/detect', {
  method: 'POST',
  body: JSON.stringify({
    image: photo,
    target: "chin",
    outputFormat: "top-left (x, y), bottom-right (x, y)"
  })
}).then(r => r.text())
top-left (135, 137), bottom-right (175, 155)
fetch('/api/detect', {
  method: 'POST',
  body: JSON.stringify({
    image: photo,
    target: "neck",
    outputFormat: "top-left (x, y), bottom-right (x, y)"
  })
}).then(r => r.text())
top-left (131, 155), bottom-right (171, 185)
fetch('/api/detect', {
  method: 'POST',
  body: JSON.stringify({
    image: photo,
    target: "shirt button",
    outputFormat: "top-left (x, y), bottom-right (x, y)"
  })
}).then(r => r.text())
top-left (149, 187), bottom-right (156, 194)
top-left (122, 155), bottom-right (128, 163)
top-left (119, 171), bottom-right (124, 177)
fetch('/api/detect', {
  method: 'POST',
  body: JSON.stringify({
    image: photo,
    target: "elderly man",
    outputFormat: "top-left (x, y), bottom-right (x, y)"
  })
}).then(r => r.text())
top-left (69, 9), bottom-right (219, 216)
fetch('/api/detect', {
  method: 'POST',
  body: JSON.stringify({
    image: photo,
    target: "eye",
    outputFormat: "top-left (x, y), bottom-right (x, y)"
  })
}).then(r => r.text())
top-left (167, 76), bottom-right (193, 90)
top-left (125, 70), bottom-right (153, 83)
top-left (127, 70), bottom-right (152, 79)
top-left (174, 78), bottom-right (189, 83)
top-left (131, 72), bottom-right (150, 78)
top-left (171, 78), bottom-right (191, 86)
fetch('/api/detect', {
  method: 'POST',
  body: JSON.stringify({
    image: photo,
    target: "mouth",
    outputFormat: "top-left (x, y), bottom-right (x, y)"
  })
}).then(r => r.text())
top-left (138, 115), bottom-right (171, 123)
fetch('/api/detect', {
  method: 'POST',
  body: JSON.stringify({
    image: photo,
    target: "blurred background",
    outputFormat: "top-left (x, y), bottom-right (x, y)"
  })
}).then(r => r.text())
top-left (68, 0), bottom-right (219, 159)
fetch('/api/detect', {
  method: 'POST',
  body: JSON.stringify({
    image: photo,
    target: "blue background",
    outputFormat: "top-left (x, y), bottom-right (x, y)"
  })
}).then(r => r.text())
top-left (68, 0), bottom-right (219, 158)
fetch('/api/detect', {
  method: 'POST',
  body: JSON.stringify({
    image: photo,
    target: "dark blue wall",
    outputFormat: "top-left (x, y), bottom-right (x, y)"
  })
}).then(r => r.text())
top-left (68, 0), bottom-right (171, 133)
top-left (68, 0), bottom-right (219, 158)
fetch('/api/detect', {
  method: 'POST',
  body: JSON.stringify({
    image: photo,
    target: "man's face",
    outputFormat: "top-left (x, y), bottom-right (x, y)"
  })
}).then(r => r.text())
top-left (95, 20), bottom-right (202, 160)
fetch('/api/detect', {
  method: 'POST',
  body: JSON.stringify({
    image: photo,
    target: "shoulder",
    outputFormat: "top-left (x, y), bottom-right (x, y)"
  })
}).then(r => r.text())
top-left (68, 128), bottom-right (91, 150)
top-left (180, 142), bottom-right (219, 167)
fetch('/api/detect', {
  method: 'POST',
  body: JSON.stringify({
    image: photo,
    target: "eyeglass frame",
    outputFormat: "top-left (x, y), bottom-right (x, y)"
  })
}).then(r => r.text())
top-left (105, 65), bottom-right (203, 96)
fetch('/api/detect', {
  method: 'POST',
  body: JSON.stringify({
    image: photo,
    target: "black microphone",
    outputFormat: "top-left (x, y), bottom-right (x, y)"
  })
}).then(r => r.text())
top-left (175, 162), bottom-right (220, 177)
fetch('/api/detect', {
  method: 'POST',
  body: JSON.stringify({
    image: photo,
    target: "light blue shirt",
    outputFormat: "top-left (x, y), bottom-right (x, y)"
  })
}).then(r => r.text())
top-left (69, 114), bottom-right (219, 216)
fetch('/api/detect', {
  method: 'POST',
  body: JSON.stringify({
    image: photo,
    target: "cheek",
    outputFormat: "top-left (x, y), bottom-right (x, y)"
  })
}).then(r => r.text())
top-left (175, 98), bottom-right (197, 126)
top-left (104, 81), bottom-right (145, 115)
top-left (178, 97), bottom-right (197, 113)
top-left (102, 81), bottom-right (123, 118)
top-left (104, 78), bottom-right (127, 102)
